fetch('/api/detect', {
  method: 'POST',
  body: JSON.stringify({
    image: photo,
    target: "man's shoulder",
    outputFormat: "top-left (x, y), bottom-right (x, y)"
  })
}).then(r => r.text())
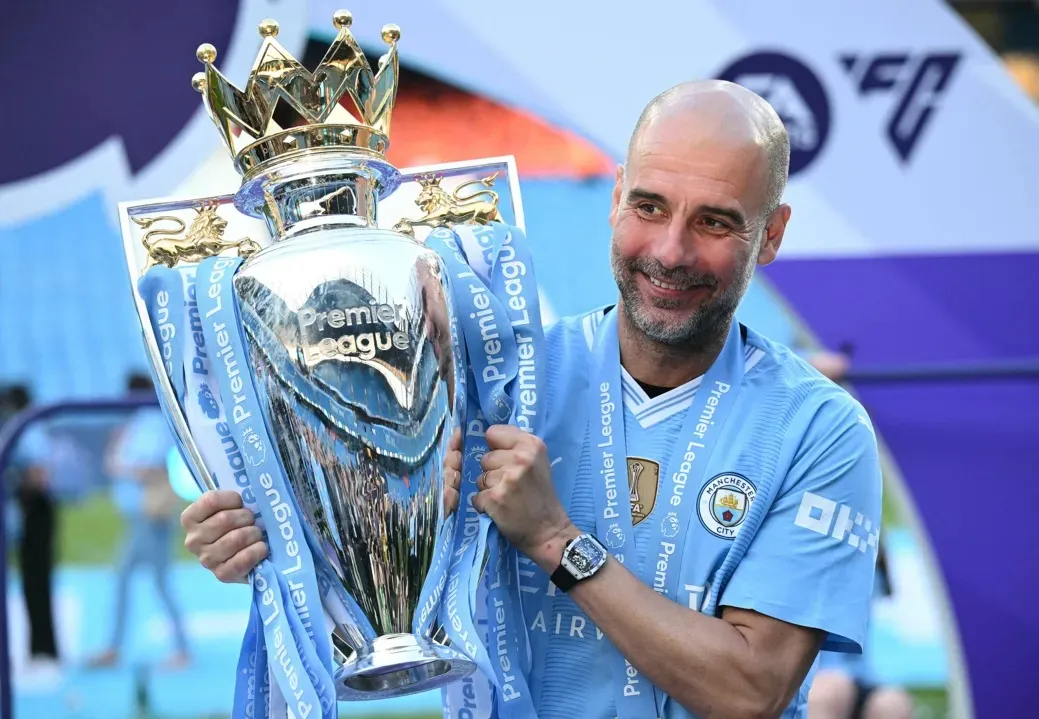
top-left (545, 305), bottom-right (611, 352)
top-left (537, 306), bottom-right (612, 418)
top-left (743, 326), bottom-right (873, 438)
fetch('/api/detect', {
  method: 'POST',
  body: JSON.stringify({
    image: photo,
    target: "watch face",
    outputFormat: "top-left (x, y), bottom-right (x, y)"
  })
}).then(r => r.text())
top-left (569, 536), bottom-right (607, 573)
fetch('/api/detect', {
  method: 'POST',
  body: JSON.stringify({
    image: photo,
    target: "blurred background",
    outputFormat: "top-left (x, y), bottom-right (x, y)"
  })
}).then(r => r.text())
top-left (2, 1), bottom-right (1038, 717)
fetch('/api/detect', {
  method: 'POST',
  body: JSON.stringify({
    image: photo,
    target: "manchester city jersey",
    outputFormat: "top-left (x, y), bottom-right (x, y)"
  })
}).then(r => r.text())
top-left (516, 306), bottom-right (882, 719)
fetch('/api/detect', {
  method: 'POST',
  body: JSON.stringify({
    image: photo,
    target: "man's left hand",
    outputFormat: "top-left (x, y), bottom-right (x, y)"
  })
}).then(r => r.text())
top-left (474, 425), bottom-right (575, 557)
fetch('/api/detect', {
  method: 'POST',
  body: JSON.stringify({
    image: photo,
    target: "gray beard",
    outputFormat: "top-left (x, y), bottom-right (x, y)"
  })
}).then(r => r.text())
top-left (611, 243), bottom-right (754, 349)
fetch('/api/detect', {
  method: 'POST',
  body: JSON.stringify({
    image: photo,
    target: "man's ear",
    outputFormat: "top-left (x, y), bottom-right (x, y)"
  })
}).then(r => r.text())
top-left (609, 164), bottom-right (625, 228)
top-left (757, 204), bottom-right (791, 266)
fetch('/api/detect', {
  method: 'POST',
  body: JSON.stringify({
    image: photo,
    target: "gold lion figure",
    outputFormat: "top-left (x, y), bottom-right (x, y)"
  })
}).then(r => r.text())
top-left (393, 172), bottom-right (503, 236)
top-left (132, 200), bottom-right (261, 270)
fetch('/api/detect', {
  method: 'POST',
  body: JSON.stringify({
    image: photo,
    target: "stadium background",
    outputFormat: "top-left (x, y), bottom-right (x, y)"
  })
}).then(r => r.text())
top-left (2, 1), bottom-right (1038, 717)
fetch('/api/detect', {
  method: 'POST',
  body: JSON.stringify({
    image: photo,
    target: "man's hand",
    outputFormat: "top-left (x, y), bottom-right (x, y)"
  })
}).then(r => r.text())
top-left (474, 425), bottom-right (574, 557)
top-left (443, 428), bottom-right (462, 516)
top-left (181, 490), bottom-right (267, 583)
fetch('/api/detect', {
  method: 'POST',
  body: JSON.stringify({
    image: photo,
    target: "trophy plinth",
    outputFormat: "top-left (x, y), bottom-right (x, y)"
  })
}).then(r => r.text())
top-left (337, 633), bottom-right (474, 700)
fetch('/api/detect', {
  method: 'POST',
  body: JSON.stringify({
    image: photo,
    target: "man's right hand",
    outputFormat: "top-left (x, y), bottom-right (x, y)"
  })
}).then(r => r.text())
top-left (181, 490), bottom-right (268, 583)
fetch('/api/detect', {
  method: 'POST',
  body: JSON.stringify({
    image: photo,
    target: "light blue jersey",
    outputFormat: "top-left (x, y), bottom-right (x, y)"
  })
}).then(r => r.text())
top-left (109, 407), bottom-right (174, 515)
top-left (517, 307), bottom-right (882, 719)
top-left (115, 407), bottom-right (175, 469)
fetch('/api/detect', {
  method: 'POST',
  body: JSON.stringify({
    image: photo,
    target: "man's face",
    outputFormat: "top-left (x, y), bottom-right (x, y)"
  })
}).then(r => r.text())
top-left (609, 115), bottom-right (786, 348)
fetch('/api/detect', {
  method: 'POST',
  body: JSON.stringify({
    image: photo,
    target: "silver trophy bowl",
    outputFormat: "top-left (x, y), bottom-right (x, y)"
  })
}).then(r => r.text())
top-left (228, 155), bottom-right (474, 699)
top-left (118, 10), bottom-right (495, 699)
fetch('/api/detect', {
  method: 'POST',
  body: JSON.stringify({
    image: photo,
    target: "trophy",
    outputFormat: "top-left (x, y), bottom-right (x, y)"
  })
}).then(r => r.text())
top-left (118, 9), bottom-right (525, 701)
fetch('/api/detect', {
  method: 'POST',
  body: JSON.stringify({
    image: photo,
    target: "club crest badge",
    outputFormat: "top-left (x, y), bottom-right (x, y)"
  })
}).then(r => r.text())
top-left (698, 473), bottom-right (757, 539)
top-left (626, 457), bottom-right (660, 526)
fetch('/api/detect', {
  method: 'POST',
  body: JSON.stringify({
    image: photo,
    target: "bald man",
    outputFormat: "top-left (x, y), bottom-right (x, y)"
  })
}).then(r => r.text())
top-left (182, 80), bottom-right (881, 719)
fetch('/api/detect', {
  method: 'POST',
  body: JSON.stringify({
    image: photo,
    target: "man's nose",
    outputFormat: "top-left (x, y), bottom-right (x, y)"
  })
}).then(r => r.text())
top-left (650, 221), bottom-right (696, 269)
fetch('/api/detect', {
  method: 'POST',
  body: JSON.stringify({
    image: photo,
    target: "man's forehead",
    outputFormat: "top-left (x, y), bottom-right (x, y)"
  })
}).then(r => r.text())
top-left (633, 109), bottom-right (767, 162)
top-left (628, 131), bottom-right (768, 211)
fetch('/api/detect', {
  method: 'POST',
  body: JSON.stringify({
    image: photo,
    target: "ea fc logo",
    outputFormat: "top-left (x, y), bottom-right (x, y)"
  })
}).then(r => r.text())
top-left (716, 52), bottom-right (831, 176)
top-left (698, 473), bottom-right (757, 539)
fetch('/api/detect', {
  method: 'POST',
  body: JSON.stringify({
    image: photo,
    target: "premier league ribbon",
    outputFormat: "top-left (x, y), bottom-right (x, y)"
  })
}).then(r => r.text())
top-left (138, 260), bottom-right (339, 719)
top-left (137, 220), bottom-right (546, 719)
top-left (588, 309), bottom-right (746, 718)
top-left (197, 255), bottom-right (338, 719)
top-left (425, 222), bottom-right (544, 719)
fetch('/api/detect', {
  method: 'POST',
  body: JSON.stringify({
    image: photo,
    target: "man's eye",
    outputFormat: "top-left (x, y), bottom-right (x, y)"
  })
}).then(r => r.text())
top-left (636, 203), bottom-right (660, 216)
top-left (702, 217), bottom-right (728, 230)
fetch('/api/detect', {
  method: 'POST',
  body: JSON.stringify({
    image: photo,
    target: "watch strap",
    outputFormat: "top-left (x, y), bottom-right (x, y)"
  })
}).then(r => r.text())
top-left (550, 563), bottom-right (579, 593)
top-left (550, 534), bottom-right (607, 593)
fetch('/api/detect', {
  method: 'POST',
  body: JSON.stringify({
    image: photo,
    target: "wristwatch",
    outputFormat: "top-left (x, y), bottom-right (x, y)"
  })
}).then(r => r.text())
top-left (550, 533), bottom-right (608, 593)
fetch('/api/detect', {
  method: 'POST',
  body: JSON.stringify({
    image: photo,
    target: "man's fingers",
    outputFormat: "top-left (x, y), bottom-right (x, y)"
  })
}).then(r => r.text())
top-left (200, 525), bottom-right (264, 569)
top-left (442, 465), bottom-right (461, 515)
top-left (448, 427), bottom-right (462, 453)
top-left (472, 486), bottom-right (504, 516)
top-left (181, 490), bottom-right (243, 530)
top-left (445, 466), bottom-right (461, 491)
top-left (443, 448), bottom-right (462, 474)
top-left (484, 424), bottom-right (524, 450)
top-left (213, 541), bottom-right (269, 584)
top-left (476, 469), bottom-right (504, 492)
top-left (443, 486), bottom-right (460, 515)
top-left (185, 508), bottom-right (256, 553)
top-left (480, 449), bottom-right (508, 472)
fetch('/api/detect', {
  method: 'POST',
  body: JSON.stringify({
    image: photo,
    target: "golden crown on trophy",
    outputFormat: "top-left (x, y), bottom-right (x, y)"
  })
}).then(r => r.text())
top-left (192, 9), bottom-right (401, 179)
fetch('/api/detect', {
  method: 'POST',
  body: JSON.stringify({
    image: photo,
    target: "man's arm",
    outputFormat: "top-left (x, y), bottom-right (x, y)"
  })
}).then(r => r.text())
top-left (526, 529), bottom-right (823, 719)
top-left (476, 396), bottom-right (881, 719)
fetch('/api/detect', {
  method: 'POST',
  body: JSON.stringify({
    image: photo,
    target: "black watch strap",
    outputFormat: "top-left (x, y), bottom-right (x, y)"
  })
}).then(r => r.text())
top-left (550, 564), bottom-right (579, 593)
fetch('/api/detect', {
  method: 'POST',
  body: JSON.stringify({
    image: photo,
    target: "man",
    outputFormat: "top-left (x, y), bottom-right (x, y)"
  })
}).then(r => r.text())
top-left (1, 385), bottom-right (60, 671)
top-left (180, 79), bottom-right (881, 718)
top-left (86, 374), bottom-right (190, 669)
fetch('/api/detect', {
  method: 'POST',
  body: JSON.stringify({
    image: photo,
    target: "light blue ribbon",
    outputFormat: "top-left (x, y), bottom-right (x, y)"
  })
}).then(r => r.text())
top-left (589, 310), bottom-right (746, 717)
top-left (197, 255), bottom-right (338, 719)
top-left (426, 223), bottom-right (544, 719)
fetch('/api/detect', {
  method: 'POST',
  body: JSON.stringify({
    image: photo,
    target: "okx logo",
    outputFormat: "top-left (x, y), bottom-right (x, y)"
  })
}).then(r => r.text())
top-left (840, 52), bottom-right (961, 163)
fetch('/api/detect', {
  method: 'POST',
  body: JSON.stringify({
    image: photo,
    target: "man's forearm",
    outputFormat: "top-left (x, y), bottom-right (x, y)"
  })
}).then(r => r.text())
top-left (527, 529), bottom-right (798, 719)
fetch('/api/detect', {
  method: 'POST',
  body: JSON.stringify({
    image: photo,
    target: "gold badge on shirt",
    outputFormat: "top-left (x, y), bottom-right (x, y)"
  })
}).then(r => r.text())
top-left (626, 457), bottom-right (660, 526)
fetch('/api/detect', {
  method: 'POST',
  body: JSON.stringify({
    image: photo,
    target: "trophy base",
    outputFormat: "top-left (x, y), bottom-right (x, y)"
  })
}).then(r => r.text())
top-left (335, 633), bottom-right (476, 701)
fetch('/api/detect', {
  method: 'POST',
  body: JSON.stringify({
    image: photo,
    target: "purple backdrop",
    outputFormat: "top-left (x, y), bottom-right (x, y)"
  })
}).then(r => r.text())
top-left (2, 1), bottom-right (239, 183)
top-left (766, 252), bottom-right (1039, 718)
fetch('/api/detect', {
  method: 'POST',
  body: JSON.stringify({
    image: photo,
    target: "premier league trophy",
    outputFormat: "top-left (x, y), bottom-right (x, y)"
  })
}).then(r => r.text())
top-left (117, 9), bottom-right (528, 707)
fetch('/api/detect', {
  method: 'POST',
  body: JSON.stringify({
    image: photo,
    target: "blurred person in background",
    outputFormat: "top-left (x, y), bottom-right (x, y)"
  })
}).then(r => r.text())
top-left (0, 384), bottom-right (60, 673)
top-left (808, 545), bottom-right (914, 719)
top-left (85, 373), bottom-right (190, 669)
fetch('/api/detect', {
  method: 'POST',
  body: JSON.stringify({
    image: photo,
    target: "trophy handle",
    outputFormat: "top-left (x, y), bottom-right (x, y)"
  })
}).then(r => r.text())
top-left (140, 323), bottom-right (218, 492)
top-left (118, 202), bottom-right (217, 492)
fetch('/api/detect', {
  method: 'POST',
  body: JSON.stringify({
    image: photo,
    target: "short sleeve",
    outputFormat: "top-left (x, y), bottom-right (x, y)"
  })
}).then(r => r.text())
top-left (12, 426), bottom-right (50, 469)
top-left (719, 396), bottom-right (883, 654)
top-left (115, 408), bottom-right (175, 469)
